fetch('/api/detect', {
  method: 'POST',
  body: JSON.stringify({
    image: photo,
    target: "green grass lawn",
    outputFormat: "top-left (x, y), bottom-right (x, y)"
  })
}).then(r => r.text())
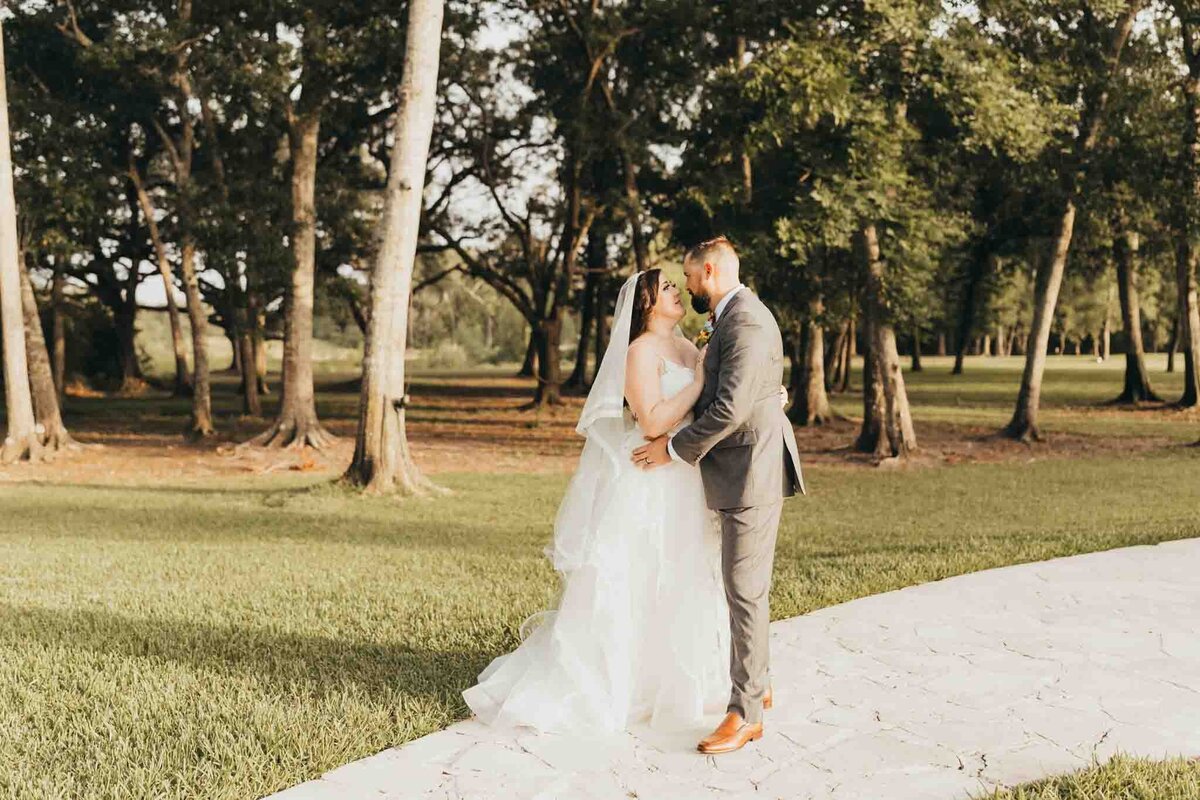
top-left (3, 448), bottom-right (1200, 799)
top-left (978, 755), bottom-right (1200, 799)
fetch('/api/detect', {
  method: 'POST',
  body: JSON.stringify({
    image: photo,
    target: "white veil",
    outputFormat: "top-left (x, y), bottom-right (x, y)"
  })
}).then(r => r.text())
top-left (545, 271), bottom-right (643, 575)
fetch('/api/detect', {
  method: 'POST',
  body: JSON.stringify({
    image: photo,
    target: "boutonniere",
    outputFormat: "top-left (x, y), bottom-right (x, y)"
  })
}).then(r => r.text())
top-left (695, 313), bottom-right (716, 347)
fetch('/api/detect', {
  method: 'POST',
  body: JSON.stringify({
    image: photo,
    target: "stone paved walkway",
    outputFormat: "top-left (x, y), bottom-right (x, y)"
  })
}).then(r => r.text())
top-left (268, 539), bottom-right (1200, 799)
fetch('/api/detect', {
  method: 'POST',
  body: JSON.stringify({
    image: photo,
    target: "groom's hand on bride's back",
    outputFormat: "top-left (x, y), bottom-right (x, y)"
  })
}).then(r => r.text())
top-left (632, 435), bottom-right (671, 470)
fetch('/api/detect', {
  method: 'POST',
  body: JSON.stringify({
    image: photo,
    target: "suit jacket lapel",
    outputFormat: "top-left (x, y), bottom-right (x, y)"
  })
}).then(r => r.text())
top-left (712, 288), bottom-right (750, 335)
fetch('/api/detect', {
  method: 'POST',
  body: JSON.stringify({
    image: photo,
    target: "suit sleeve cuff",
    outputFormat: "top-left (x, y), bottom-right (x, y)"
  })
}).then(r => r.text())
top-left (666, 438), bottom-right (684, 464)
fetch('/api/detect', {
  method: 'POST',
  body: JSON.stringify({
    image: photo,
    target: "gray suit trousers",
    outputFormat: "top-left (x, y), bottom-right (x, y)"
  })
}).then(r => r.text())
top-left (719, 500), bottom-right (782, 725)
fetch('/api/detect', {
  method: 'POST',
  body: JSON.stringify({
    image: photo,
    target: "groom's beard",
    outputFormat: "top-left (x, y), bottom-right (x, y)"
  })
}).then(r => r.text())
top-left (690, 292), bottom-right (711, 314)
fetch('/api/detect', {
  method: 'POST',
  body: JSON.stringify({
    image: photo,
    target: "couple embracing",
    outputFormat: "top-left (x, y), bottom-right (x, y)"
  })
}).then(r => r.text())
top-left (464, 236), bottom-right (806, 754)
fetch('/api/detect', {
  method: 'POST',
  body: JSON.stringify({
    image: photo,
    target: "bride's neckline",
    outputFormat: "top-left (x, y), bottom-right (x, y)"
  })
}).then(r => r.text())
top-left (661, 357), bottom-right (691, 372)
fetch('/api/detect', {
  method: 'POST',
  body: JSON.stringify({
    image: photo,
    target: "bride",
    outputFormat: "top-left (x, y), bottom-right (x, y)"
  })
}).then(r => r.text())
top-left (462, 269), bottom-right (731, 733)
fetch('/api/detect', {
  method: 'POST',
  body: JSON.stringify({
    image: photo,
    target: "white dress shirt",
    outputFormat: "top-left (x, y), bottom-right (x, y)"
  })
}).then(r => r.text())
top-left (666, 284), bottom-right (744, 464)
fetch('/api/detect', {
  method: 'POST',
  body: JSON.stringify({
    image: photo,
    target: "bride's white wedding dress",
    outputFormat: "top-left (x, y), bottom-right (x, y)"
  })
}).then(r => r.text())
top-left (463, 351), bottom-right (731, 734)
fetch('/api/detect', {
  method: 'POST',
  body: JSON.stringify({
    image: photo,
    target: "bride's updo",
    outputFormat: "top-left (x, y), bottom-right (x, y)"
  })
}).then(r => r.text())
top-left (628, 268), bottom-right (662, 344)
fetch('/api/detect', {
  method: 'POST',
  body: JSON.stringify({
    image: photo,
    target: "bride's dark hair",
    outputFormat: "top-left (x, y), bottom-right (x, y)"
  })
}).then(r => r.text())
top-left (628, 269), bottom-right (662, 344)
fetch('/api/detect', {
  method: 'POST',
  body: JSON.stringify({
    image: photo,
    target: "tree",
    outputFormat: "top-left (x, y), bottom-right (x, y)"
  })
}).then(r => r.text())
top-left (0, 18), bottom-right (41, 464)
top-left (345, 0), bottom-right (445, 494)
top-left (229, 0), bottom-right (420, 447)
top-left (1173, 2), bottom-right (1200, 410)
top-left (1001, 0), bottom-right (1143, 441)
top-left (128, 134), bottom-right (191, 397)
top-left (45, 0), bottom-right (215, 431)
top-left (19, 257), bottom-right (76, 451)
top-left (1111, 224), bottom-right (1160, 401)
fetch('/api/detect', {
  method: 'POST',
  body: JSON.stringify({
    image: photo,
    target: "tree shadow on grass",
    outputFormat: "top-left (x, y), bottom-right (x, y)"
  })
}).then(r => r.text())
top-left (0, 602), bottom-right (493, 712)
top-left (11, 480), bottom-right (320, 499)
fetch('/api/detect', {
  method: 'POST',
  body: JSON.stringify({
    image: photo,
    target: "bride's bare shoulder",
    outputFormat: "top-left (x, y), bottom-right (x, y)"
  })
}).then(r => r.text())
top-left (627, 336), bottom-right (667, 375)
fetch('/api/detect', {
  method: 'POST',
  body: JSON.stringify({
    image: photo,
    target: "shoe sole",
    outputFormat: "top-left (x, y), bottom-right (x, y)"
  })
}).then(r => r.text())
top-left (697, 730), bottom-right (763, 754)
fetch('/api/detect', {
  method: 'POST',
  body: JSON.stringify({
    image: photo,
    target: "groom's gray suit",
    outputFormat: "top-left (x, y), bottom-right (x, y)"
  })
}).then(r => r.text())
top-left (669, 286), bottom-right (805, 725)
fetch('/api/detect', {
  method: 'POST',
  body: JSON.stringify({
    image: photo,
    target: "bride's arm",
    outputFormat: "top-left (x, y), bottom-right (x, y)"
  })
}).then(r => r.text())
top-left (625, 345), bottom-right (705, 439)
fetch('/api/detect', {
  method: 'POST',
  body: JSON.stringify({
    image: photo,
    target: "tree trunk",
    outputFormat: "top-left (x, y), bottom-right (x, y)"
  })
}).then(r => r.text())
top-left (178, 237), bottom-right (214, 438)
top-left (787, 326), bottom-right (805, 417)
top-left (129, 161), bottom-right (191, 396)
top-left (51, 266), bottom-right (65, 399)
top-left (19, 261), bottom-right (75, 451)
top-left (838, 316), bottom-right (854, 393)
top-left (1167, 314), bottom-right (1179, 373)
top-left (533, 315), bottom-right (564, 406)
top-left (856, 326), bottom-right (882, 452)
top-left (594, 290), bottom-right (610, 371)
top-left (936, 330), bottom-right (947, 356)
top-left (226, 325), bottom-right (241, 374)
top-left (824, 318), bottom-right (849, 391)
top-left (910, 326), bottom-right (923, 372)
top-left (1175, 226), bottom-right (1200, 408)
top-left (344, 0), bottom-right (444, 493)
top-left (621, 154), bottom-right (648, 273)
top-left (1004, 1), bottom-right (1139, 441)
top-left (566, 226), bottom-right (605, 389)
top-left (1176, 17), bottom-right (1200, 409)
top-left (251, 294), bottom-right (269, 395)
top-left (953, 247), bottom-right (990, 375)
top-left (0, 25), bottom-right (41, 464)
top-left (790, 312), bottom-right (833, 426)
top-left (114, 304), bottom-right (143, 393)
top-left (734, 36), bottom-right (753, 205)
top-left (1101, 305), bottom-right (1112, 360)
top-left (1112, 229), bottom-right (1159, 403)
top-left (249, 110), bottom-right (333, 448)
top-left (518, 328), bottom-right (538, 377)
top-left (856, 223), bottom-right (916, 457)
top-left (235, 305), bottom-right (261, 416)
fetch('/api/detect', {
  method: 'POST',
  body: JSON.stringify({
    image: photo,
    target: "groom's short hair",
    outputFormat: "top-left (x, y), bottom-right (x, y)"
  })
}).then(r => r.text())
top-left (686, 235), bottom-right (739, 273)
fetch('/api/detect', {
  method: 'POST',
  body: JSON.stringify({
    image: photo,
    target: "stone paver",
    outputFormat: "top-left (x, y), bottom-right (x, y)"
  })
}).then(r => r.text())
top-left (264, 539), bottom-right (1200, 799)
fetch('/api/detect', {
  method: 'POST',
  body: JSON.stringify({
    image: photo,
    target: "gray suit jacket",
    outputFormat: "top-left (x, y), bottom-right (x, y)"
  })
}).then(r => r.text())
top-left (670, 289), bottom-right (806, 511)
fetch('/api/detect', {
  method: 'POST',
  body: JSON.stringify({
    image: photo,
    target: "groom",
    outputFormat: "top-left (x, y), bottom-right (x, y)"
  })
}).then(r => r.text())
top-left (633, 235), bottom-right (805, 754)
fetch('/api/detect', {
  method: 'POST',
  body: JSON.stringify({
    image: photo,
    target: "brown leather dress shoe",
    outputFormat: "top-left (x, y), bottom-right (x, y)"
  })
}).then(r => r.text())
top-left (763, 688), bottom-right (773, 711)
top-left (697, 712), bottom-right (763, 754)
